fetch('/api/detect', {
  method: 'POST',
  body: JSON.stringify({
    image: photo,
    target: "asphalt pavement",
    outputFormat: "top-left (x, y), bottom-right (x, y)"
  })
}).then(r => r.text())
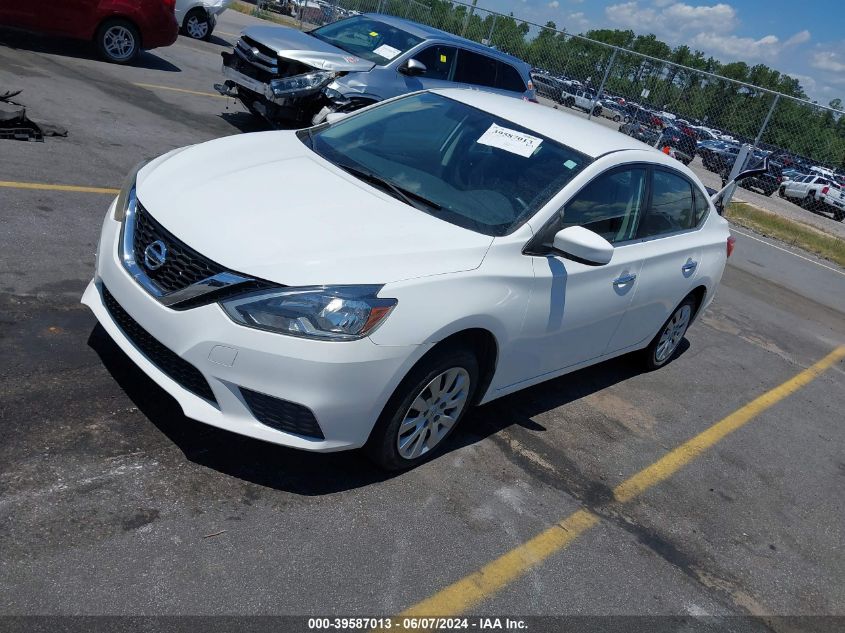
top-left (1, 12), bottom-right (844, 628)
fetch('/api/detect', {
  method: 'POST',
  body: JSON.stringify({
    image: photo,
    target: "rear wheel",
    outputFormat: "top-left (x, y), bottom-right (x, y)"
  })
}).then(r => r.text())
top-left (95, 19), bottom-right (140, 64)
top-left (643, 296), bottom-right (696, 370)
top-left (778, 186), bottom-right (786, 198)
top-left (366, 346), bottom-right (479, 471)
top-left (802, 192), bottom-right (817, 210)
top-left (183, 8), bottom-right (213, 40)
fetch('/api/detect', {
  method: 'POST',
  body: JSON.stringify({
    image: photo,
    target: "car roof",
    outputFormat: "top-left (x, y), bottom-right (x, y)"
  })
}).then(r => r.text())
top-left (364, 13), bottom-right (529, 68)
top-left (432, 88), bottom-right (650, 158)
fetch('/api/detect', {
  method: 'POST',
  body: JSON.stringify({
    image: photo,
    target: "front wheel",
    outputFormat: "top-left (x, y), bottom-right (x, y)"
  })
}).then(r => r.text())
top-left (643, 297), bottom-right (696, 370)
top-left (96, 19), bottom-right (140, 64)
top-left (778, 186), bottom-right (786, 198)
top-left (366, 347), bottom-right (479, 471)
top-left (183, 8), bottom-right (213, 40)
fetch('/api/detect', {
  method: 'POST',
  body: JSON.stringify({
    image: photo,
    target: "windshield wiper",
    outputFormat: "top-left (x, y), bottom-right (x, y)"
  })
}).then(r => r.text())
top-left (336, 162), bottom-right (441, 213)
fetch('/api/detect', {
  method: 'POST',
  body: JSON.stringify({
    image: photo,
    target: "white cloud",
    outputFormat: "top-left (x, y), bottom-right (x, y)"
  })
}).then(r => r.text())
top-left (567, 11), bottom-right (589, 31)
top-left (689, 32), bottom-right (781, 60)
top-left (811, 50), bottom-right (845, 73)
top-left (548, 0), bottom-right (559, 7)
top-left (604, 2), bottom-right (810, 63)
top-left (785, 30), bottom-right (811, 47)
top-left (605, 2), bottom-right (736, 35)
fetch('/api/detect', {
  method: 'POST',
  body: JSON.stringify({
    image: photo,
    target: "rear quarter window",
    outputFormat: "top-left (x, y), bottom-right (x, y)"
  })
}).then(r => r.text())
top-left (497, 63), bottom-right (527, 92)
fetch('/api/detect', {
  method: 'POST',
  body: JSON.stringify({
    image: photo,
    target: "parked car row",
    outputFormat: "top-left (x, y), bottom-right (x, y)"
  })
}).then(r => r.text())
top-left (0, 0), bottom-right (231, 62)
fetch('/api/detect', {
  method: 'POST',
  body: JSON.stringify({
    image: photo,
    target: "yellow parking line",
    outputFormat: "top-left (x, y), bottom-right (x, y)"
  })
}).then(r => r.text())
top-left (0, 181), bottom-right (118, 195)
top-left (132, 82), bottom-right (226, 99)
top-left (393, 345), bottom-right (845, 620)
top-left (216, 30), bottom-right (239, 37)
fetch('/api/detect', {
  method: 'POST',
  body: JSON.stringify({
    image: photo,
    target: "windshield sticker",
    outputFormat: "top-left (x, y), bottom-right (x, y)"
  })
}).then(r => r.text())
top-left (476, 123), bottom-right (543, 158)
top-left (369, 31), bottom-right (378, 37)
top-left (440, 54), bottom-right (447, 63)
top-left (373, 44), bottom-right (401, 60)
top-left (563, 159), bottom-right (577, 169)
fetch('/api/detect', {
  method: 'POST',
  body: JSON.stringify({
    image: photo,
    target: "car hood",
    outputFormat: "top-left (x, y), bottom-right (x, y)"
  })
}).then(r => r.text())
top-left (135, 133), bottom-right (493, 287)
top-left (240, 25), bottom-right (376, 72)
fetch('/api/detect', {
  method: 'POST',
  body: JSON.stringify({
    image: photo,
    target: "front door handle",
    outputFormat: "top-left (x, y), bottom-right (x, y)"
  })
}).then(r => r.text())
top-left (682, 259), bottom-right (698, 274)
top-left (613, 272), bottom-right (637, 286)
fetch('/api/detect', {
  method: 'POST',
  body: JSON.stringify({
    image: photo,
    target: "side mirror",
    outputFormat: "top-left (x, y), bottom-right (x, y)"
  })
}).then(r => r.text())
top-left (552, 226), bottom-right (614, 265)
top-left (398, 58), bottom-right (427, 76)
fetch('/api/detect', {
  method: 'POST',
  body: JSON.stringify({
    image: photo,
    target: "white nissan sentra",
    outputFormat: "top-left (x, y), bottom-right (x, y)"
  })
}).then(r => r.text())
top-left (83, 89), bottom-right (734, 470)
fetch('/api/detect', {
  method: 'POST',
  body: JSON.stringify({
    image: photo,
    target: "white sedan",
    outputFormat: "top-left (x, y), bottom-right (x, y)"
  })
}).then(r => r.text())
top-left (83, 89), bottom-right (734, 470)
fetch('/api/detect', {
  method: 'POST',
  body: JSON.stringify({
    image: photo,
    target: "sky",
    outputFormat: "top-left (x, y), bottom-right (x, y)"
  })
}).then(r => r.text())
top-left (474, 0), bottom-right (844, 106)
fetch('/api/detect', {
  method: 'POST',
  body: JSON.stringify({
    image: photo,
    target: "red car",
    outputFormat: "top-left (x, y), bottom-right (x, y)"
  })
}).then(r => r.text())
top-left (0, 0), bottom-right (178, 64)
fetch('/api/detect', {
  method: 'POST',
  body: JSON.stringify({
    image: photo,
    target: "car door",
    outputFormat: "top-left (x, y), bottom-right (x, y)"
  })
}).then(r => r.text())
top-left (0, 1), bottom-right (37, 28)
top-left (520, 166), bottom-right (649, 375)
top-left (394, 44), bottom-right (458, 97)
top-left (608, 168), bottom-right (707, 352)
top-left (787, 175), bottom-right (810, 198)
top-left (31, 0), bottom-right (95, 35)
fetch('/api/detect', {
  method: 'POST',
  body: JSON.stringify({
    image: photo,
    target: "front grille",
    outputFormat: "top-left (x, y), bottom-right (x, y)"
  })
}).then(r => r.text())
top-left (133, 204), bottom-right (226, 294)
top-left (230, 37), bottom-right (312, 83)
top-left (102, 286), bottom-right (217, 404)
top-left (240, 388), bottom-right (324, 439)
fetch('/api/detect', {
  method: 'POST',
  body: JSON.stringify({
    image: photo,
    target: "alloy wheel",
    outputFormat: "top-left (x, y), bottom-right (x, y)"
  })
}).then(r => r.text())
top-left (103, 26), bottom-right (136, 61)
top-left (186, 15), bottom-right (209, 39)
top-left (654, 304), bottom-right (691, 363)
top-left (396, 367), bottom-right (470, 460)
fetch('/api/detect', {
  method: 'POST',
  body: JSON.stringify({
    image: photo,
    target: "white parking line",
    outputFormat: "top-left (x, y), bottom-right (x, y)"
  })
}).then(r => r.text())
top-left (730, 226), bottom-right (845, 277)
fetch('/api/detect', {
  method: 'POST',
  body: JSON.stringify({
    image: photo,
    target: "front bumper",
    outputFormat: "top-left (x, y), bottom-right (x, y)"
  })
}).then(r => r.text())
top-left (82, 202), bottom-right (426, 452)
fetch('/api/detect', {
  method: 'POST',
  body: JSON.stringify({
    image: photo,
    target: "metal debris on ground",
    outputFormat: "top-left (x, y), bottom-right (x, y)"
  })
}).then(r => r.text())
top-left (1, 89), bottom-right (68, 142)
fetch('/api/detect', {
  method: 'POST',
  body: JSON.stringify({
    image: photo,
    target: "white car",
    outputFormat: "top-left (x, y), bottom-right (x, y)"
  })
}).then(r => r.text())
top-left (176, 0), bottom-right (231, 40)
top-left (83, 89), bottom-right (733, 470)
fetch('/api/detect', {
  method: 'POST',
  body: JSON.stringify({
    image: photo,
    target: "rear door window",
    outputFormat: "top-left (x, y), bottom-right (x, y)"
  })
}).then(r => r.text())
top-left (411, 45), bottom-right (457, 81)
top-left (454, 49), bottom-right (497, 88)
top-left (497, 63), bottom-right (526, 92)
top-left (638, 169), bottom-right (694, 238)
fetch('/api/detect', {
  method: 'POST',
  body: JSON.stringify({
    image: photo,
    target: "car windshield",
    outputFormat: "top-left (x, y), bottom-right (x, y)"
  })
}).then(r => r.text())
top-left (305, 92), bottom-right (591, 236)
top-left (309, 16), bottom-right (423, 66)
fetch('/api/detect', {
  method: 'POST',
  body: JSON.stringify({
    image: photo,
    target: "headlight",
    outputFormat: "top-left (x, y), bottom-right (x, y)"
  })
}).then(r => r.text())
top-left (220, 285), bottom-right (397, 341)
top-left (112, 160), bottom-right (148, 223)
top-left (267, 71), bottom-right (336, 98)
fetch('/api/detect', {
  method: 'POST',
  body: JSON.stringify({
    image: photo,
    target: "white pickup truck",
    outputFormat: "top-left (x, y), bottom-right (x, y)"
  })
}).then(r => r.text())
top-left (779, 174), bottom-right (845, 221)
top-left (559, 84), bottom-right (602, 115)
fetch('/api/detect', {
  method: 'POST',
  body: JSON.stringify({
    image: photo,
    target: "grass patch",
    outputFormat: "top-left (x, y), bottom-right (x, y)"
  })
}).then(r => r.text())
top-left (726, 202), bottom-right (845, 268)
top-left (230, 1), bottom-right (302, 28)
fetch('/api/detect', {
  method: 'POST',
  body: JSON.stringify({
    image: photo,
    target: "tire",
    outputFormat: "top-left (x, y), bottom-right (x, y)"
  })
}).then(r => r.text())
top-left (763, 186), bottom-right (776, 197)
top-left (564, 97), bottom-right (575, 108)
top-left (642, 296), bottom-right (697, 371)
top-left (778, 186), bottom-right (786, 198)
top-left (183, 8), bottom-right (213, 40)
top-left (95, 19), bottom-right (140, 64)
top-left (834, 210), bottom-right (844, 222)
top-left (366, 346), bottom-right (479, 471)
top-left (612, 114), bottom-right (621, 122)
top-left (803, 193), bottom-right (816, 211)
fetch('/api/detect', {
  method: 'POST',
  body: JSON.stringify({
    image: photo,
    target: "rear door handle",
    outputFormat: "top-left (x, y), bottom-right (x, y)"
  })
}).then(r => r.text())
top-left (613, 272), bottom-right (637, 286)
top-left (682, 259), bottom-right (698, 274)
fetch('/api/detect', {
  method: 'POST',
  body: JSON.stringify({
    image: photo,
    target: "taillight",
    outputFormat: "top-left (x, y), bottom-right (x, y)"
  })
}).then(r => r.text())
top-left (822, 186), bottom-right (829, 194)
top-left (726, 235), bottom-right (736, 258)
top-left (163, 0), bottom-right (175, 11)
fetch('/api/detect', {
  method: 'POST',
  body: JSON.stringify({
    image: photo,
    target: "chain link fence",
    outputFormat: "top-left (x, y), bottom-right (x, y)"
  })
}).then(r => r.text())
top-left (255, 0), bottom-right (845, 215)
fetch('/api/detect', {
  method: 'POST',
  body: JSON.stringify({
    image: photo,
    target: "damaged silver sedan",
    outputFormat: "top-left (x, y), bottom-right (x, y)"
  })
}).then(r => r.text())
top-left (215, 13), bottom-right (536, 127)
